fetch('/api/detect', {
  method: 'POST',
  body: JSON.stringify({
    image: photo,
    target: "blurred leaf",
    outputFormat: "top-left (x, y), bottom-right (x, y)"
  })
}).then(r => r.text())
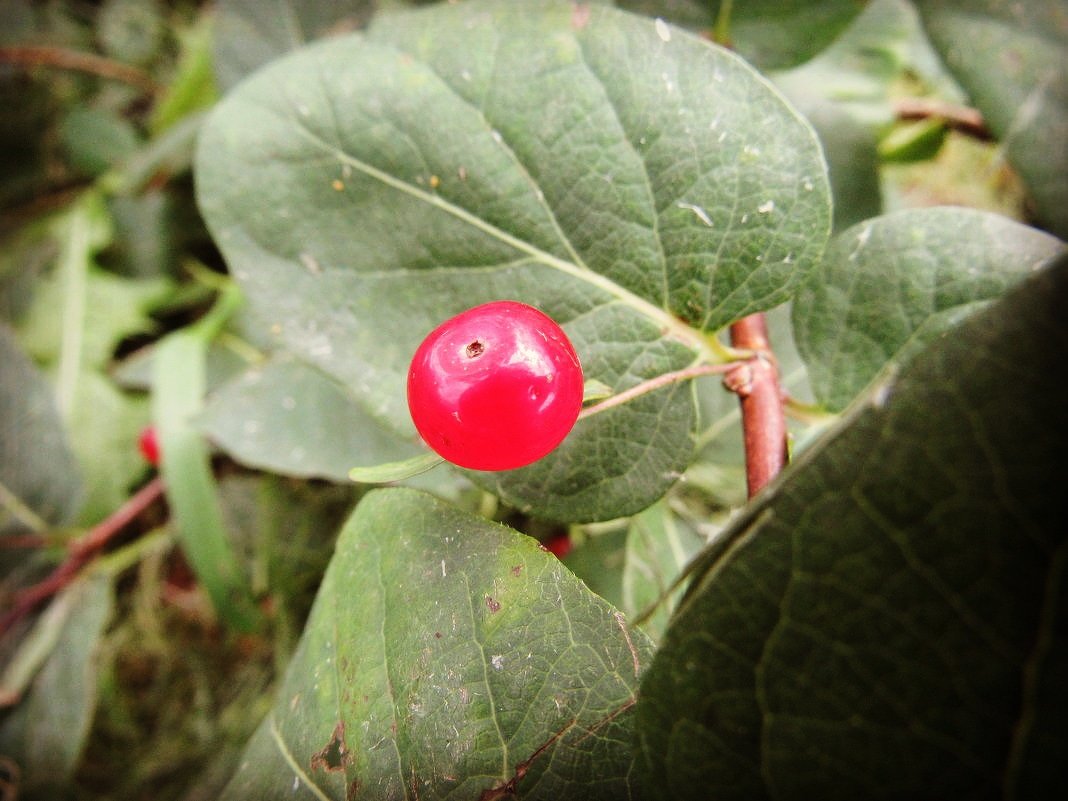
top-left (59, 104), bottom-right (141, 177)
top-left (198, 356), bottom-right (423, 482)
top-left (772, 0), bottom-right (960, 231)
top-left (622, 500), bottom-right (706, 641)
top-left (878, 117), bottom-right (948, 163)
top-left (636, 254), bottom-right (1068, 799)
top-left (221, 487), bottom-right (652, 800)
top-left (213, 0), bottom-right (381, 91)
top-left (915, 0), bottom-right (1068, 239)
top-left (149, 11), bottom-right (217, 135)
top-left (793, 207), bottom-right (1066, 411)
top-left (195, 0), bottom-right (831, 521)
top-left (0, 324), bottom-right (81, 536)
top-left (96, 0), bottom-right (165, 66)
top-left (153, 290), bottom-right (261, 632)
top-left (19, 263), bottom-right (169, 371)
top-left (67, 371), bottom-right (151, 523)
top-left (0, 573), bottom-right (113, 799)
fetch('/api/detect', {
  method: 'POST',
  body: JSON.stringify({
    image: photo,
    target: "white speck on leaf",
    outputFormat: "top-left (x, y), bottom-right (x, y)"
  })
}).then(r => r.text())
top-left (655, 18), bottom-right (671, 42)
top-left (677, 202), bottom-right (713, 226)
top-left (662, 73), bottom-right (674, 93)
top-left (491, 129), bottom-right (503, 144)
top-left (297, 104), bottom-right (310, 117)
top-left (299, 252), bottom-right (321, 274)
top-left (491, 655), bottom-right (504, 670)
top-left (802, 177), bottom-right (815, 191)
top-left (758, 200), bottom-right (775, 214)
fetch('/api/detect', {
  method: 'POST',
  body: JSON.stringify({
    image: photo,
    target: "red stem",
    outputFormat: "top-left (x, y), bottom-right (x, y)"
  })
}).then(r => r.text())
top-left (727, 313), bottom-right (787, 497)
top-left (0, 477), bottom-right (165, 637)
top-left (0, 45), bottom-right (159, 94)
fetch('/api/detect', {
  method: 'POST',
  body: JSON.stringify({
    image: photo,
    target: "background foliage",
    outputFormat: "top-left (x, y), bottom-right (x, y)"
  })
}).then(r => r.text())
top-left (1, 0), bottom-right (1064, 799)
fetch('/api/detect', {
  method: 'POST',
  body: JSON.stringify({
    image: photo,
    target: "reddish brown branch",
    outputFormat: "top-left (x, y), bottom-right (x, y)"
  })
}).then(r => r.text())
top-left (0, 45), bottom-right (159, 94)
top-left (0, 477), bottom-right (165, 638)
top-left (893, 97), bottom-right (990, 140)
top-left (726, 313), bottom-right (787, 497)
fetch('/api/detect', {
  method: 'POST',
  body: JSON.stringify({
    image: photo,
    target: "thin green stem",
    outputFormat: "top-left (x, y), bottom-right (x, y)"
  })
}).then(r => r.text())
top-left (0, 479), bottom-right (50, 534)
top-left (713, 0), bottom-right (735, 46)
top-left (578, 363), bottom-right (734, 421)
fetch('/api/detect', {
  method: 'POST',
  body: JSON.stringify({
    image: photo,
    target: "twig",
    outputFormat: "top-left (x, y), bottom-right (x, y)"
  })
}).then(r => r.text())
top-left (578, 363), bottom-right (734, 420)
top-left (893, 97), bottom-right (990, 140)
top-left (0, 45), bottom-right (159, 94)
top-left (726, 313), bottom-right (787, 497)
top-left (0, 477), bottom-right (165, 637)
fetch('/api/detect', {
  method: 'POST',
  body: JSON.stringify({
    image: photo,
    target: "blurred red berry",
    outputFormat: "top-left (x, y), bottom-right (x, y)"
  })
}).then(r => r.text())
top-left (543, 533), bottom-right (572, 559)
top-left (138, 426), bottom-right (160, 466)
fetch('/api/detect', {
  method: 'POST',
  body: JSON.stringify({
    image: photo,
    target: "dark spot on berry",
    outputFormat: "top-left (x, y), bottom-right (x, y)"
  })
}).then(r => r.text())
top-left (465, 340), bottom-right (484, 358)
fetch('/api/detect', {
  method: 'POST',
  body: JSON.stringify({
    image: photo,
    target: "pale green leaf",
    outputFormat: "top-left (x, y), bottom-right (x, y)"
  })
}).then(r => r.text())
top-left (197, 356), bottom-right (424, 482)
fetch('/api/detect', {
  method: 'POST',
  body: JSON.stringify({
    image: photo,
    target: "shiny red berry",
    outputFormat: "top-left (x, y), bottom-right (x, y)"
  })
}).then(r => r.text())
top-left (407, 301), bottom-right (584, 471)
top-left (138, 425), bottom-right (160, 466)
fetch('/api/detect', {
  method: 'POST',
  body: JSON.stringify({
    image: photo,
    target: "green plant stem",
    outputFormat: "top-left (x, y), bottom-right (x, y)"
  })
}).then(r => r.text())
top-left (0, 477), bottom-right (165, 638)
top-left (713, 0), bottom-right (734, 46)
top-left (577, 363), bottom-right (735, 421)
top-left (727, 312), bottom-right (787, 497)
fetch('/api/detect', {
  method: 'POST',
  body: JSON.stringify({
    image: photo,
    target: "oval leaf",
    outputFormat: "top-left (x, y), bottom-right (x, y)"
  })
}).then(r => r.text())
top-left (195, 0), bottom-right (831, 521)
top-left (637, 255), bottom-right (1068, 798)
top-left (793, 207), bottom-right (1065, 411)
top-left (221, 487), bottom-right (652, 800)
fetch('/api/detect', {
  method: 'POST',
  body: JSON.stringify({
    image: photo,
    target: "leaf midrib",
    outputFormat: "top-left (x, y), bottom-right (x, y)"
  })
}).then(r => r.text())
top-left (285, 119), bottom-right (716, 363)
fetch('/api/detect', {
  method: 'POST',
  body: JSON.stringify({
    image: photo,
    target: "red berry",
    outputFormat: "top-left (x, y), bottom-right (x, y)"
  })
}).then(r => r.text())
top-left (543, 533), bottom-right (573, 559)
top-left (138, 426), bottom-right (160, 466)
top-left (407, 301), bottom-right (584, 471)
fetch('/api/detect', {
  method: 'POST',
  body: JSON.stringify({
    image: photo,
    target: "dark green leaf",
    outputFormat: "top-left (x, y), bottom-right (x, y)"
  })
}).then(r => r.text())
top-left (0, 324), bottom-right (81, 535)
top-left (794, 207), bottom-right (1065, 411)
top-left (915, 0), bottom-right (1068, 239)
top-left (636, 254), bottom-right (1068, 798)
top-left (195, 0), bottom-right (831, 520)
top-left (616, 0), bottom-right (867, 70)
top-left (221, 487), bottom-right (651, 800)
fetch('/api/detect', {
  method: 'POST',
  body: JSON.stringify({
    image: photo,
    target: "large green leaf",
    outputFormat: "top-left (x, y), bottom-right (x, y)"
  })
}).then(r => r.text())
top-left (793, 207), bottom-right (1065, 411)
top-left (914, 0), bottom-right (1068, 239)
top-left (636, 254), bottom-right (1068, 798)
top-left (0, 324), bottom-right (81, 535)
top-left (195, 0), bottom-right (831, 521)
top-left (221, 487), bottom-right (651, 799)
